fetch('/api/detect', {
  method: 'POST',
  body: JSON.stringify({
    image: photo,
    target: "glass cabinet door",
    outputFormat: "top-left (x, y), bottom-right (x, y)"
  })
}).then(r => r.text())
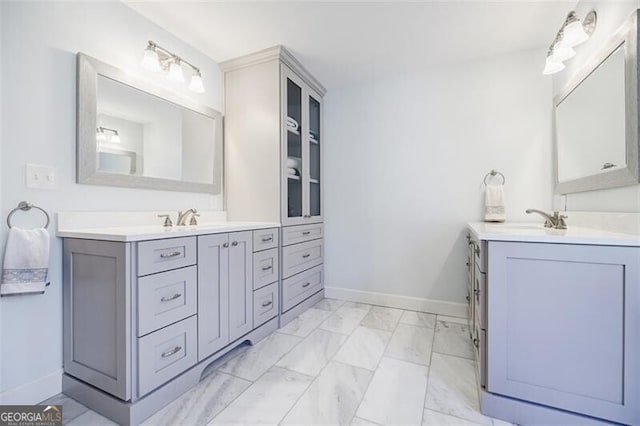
top-left (285, 76), bottom-right (303, 222)
top-left (308, 94), bottom-right (322, 219)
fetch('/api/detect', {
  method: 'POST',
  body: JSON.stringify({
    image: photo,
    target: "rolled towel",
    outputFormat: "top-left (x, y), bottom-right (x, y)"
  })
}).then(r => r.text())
top-left (1, 227), bottom-right (50, 296)
top-left (484, 184), bottom-right (506, 222)
top-left (286, 116), bottom-right (299, 130)
top-left (286, 157), bottom-right (301, 169)
top-left (287, 167), bottom-right (299, 176)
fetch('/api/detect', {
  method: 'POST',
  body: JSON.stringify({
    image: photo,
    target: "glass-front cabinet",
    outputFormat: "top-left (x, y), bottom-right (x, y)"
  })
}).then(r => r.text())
top-left (283, 67), bottom-right (323, 225)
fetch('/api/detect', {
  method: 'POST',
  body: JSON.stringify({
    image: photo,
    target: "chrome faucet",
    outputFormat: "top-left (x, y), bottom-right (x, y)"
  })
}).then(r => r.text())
top-left (525, 209), bottom-right (568, 230)
top-left (177, 208), bottom-right (198, 226)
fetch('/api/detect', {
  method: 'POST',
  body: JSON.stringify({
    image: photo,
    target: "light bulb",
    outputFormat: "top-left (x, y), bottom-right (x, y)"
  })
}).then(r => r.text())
top-left (560, 18), bottom-right (589, 48)
top-left (168, 61), bottom-right (185, 83)
top-left (111, 132), bottom-right (121, 143)
top-left (142, 46), bottom-right (162, 72)
top-left (542, 55), bottom-right (565, 75)
top-left (551, 44), bottom-right (576, 62)
top-left (189, 72), bottom-right (205, 93)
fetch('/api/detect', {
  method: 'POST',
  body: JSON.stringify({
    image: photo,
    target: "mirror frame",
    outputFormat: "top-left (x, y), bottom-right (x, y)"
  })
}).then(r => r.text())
top-left (554, 11), bottom-right (639, 194)
top-left (77, 53), bottom-right (223, 194)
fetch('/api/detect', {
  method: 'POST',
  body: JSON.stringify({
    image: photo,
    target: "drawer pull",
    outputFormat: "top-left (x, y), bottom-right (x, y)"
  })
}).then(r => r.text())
top-left (262, 265), bottom-right (273, 271)
top-left (161, 293), bottom-right (182, 302)
top-left (473, 338), bottom-right (480, 349)
top-left (302, 282), bottom-right (311, 288)
top-left (261, 300), bottom-right (273, 307)
top-left (160, 251), bottom-right (182, 258)
top-left (232, 241), bottom-right (239, 247)
top-left (161, 346), bottom-right (182, 358)
top-left (223, 242), bottom-right (229, 248)
top-left (302, 253), bottom-right (311, 259)
top-left (261, 236), bottom-right (273, 242)
top-left (302, 231), bottom-right (311, 235)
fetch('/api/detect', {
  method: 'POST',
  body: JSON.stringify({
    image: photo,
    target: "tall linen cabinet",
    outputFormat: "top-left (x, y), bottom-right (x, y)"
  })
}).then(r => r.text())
top-left (222, 46), bottom-right (326, 324)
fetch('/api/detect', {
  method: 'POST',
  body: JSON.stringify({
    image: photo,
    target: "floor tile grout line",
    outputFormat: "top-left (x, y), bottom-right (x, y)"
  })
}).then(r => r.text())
top-left (421, 318), bottom-right (438, 426)
top-left (351, 305), bottom-right (403, 425)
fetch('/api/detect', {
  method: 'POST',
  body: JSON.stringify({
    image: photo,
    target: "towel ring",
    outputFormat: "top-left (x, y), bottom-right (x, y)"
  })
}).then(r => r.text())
top-left (483, 170), bottom-right (505, 186)
top-left (7, 201), bottom-right (50, 229)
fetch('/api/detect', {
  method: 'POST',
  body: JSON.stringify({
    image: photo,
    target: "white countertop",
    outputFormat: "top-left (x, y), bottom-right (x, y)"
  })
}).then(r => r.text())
top-left (57, 221), bottom-right (281, 242)
top-left (468, 222), bottom-right (640, 247)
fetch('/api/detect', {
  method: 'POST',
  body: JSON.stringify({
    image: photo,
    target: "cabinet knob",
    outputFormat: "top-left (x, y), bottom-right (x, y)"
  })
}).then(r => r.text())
top-left (223, 242), bottom-right (229, 248)
top-left (232, 241), bottom-right (239, 246)
top-left (466, 295), bottom-right (471, 302)
top-left (473, 338), bottom-right (480, 349)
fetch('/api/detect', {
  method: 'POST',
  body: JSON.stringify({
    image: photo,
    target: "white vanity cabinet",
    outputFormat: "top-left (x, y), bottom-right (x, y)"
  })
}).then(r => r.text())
top-left (61, 225), bottom-right (280, 426)
top-left (467, 223), bottom-right (640, 425)
top-left (222, 46), bottom-right (326, 323)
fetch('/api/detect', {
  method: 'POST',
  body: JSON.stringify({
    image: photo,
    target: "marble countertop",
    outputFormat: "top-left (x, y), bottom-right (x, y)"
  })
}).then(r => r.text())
top-left (57, 221), bottom-right (281, 242)
top-left (468, 222), bottom-right (640, 247)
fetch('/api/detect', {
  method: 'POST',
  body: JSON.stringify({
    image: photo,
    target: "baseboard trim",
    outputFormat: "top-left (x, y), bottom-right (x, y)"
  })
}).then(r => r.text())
top-left (324, 286), bottom-right (468, 318)
top-left (0, 369), bottom-right (62, 405)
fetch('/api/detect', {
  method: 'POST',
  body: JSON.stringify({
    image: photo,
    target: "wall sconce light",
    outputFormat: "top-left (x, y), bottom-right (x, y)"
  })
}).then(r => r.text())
top-left (543, 10), bottom-right (597, 75)
top-left (141, 40), bottom-right (205, 93)
top-left (97, 126), bottom-right (121, 144)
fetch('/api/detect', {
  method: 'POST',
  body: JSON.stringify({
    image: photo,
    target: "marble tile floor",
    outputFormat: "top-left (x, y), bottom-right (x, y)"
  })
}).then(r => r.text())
top-left (42, 299), bottom-right (514, 426)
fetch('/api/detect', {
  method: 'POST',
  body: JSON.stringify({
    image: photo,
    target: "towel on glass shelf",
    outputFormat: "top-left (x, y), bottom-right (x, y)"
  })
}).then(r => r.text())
top-left (1, 227), bottom-right (50, 296)
top-left (484, 184), bottom-right (506, 222)
top-left (286, 116), bottom-right (299, 131)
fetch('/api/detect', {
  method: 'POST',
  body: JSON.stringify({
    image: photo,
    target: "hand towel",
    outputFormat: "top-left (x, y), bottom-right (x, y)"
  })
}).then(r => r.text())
top-left (484, 184), bottom-right (506, 222)
top-left (1, 227), bottom-right (50, 296)
top-left (287, 167), bottom-right (299, 176)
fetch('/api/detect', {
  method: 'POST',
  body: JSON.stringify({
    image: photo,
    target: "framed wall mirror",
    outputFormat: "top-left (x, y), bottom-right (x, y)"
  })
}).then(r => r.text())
top-left (554, 11), bottom-right (639, 194)
top-left (77, 53), bottom-right (223, 194)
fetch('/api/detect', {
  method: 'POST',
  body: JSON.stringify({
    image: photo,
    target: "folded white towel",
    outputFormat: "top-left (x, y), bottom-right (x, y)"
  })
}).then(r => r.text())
top-left (1, 227), bottom-right (50, 296)
top-left (484, 184), bottom-right (506, 222)
top-left (287, 167), bottom-right (299, 176)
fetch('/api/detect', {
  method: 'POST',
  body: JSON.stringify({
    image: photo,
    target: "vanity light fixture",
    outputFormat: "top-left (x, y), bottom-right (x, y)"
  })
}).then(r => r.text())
top-left (543, 10), bottom-right (597, 75)
top-left (96, 126), bottom-right (121, 143)
top-left (141, 40), bottom-right (205, 93)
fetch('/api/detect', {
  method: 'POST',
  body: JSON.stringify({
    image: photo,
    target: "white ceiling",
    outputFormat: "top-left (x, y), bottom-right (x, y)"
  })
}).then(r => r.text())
top-left (125, 1), bottom-right (577, 90)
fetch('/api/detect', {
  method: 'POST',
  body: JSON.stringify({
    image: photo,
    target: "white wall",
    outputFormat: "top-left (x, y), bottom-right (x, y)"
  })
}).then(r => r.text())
top-left (0, 1), bottom-right (223, 402)
top-left (324, 49), bottom-right (553, 307)
top-left (553, 0), bottom-right (640, 213)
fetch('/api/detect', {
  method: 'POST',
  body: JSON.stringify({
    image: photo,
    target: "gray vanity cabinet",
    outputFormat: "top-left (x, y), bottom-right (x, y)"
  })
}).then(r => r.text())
top-left (197, 231), bottom-right (253, 360)
top-left (487, 241), bottom-right (639, 424)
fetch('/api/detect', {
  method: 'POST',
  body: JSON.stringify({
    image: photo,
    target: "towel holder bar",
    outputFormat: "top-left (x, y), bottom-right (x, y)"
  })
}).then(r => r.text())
top-left (483, 170), bottom-right (505, 186)
top-left (7, 201), bottom-right (50, 229)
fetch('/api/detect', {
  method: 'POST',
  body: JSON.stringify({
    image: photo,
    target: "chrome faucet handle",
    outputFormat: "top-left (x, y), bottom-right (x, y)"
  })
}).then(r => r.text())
top-left (157, 214), bottom-right (173, 227)
top-left (189, 214), bottom-right (200, 226)
top-left (554, 211), bottom-right (568, 230)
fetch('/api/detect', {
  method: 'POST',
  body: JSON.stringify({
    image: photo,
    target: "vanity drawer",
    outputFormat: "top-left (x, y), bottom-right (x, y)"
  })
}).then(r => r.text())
top-left (474, 264), bottom-right (486, 329)
top-left (282, 223), bottom-right (323, 246)
top-left (282, 239), bottom-right (323, 279)
top-left (282, 264), bottom-right (323, 312)
top-left (474, 239), bottom-right (487, 273)
top-left (137, 266), bottom-right (197, 336)
top-left (253, 282), bottom-right (279, 327)
top-left (253, 228), bottom-right (279, 252)
top-left (138, 315), bottom-right (197, 397)
top-left (253, 248), bottom-right (279, 290)
top-left (137, 237), bottom-right (196, 276)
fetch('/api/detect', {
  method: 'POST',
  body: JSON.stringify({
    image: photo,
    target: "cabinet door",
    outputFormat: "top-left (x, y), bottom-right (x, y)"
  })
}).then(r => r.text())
top-left (228, 231), bottom-right (254, 341)
top-left (305, 89), bottom-right (323, 222)
top-left (488, 241), bottom-right (640, 425)
top-left (282, 66), bottom-right (306, 226)
top-left (197, 234), bottom-right (230, 361)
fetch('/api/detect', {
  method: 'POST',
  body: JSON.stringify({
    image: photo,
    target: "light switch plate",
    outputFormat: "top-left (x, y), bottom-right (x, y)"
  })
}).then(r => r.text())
top-left (26, 164), bottom-right (58, 189)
